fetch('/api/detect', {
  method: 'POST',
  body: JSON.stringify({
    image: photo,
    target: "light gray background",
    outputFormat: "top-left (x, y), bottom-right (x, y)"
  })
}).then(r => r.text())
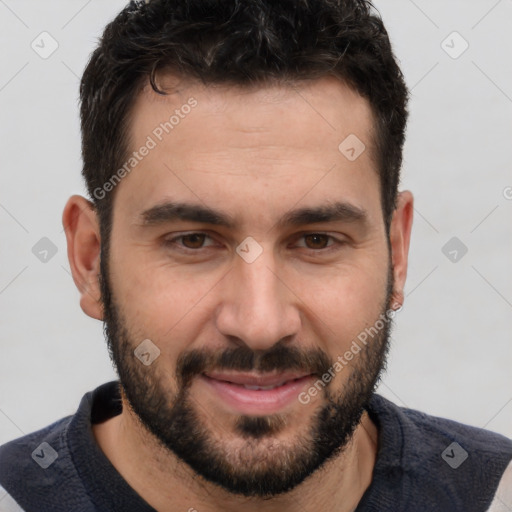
top-left (0, 0), bottom-right (511, 447)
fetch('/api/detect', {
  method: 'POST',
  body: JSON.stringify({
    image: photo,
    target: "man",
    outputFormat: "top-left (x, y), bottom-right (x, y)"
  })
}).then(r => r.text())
top-left (0, 0), bottom-right (510, 510)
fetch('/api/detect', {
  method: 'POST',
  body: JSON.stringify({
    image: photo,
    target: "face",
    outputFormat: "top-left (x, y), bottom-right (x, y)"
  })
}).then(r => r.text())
top-left (100, 77), bottom-right (397, 497)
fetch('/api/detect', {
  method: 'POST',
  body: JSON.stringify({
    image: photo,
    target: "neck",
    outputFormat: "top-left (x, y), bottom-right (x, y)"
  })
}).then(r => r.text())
top-left (93, 398), bottom-right (378, 512)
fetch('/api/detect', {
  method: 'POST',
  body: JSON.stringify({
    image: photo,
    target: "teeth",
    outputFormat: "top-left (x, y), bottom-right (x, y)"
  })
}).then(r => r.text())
top-left (242, 382), bottom-right (285, 391)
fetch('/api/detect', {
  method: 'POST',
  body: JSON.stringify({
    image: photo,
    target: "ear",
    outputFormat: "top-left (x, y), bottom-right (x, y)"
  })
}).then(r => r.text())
top-left (388, 191), bottom-right (414, 309)
top-left (62, 195), bottom-right (103, 321)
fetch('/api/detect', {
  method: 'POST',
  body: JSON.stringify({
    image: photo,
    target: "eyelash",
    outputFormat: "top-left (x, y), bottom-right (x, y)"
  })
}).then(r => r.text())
top-left (163, 231), bottom-right (345, 254)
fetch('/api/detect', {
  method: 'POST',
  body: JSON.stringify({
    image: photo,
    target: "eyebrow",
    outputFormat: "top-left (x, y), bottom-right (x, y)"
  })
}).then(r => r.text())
top-left (141, 202), bottom-right (236, 228)
top-left (277, 202), bottom-right (367, 228)
top-left (139, 200), bottom-right (368, 229)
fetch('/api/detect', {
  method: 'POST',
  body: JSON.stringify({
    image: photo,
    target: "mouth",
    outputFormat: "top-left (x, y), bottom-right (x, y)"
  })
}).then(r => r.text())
top-left (199, 371), bottom-right (315, 415)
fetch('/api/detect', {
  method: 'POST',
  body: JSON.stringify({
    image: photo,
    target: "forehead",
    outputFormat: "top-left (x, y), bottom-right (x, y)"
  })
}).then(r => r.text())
top-left (132, 75), bottom-right (375, 155)
top-left (115, 75), bottom-right (381, 228)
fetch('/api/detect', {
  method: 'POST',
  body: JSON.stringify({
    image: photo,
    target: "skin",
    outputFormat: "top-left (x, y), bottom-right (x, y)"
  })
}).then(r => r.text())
top-left (63, 76), bottom-right (413, 511)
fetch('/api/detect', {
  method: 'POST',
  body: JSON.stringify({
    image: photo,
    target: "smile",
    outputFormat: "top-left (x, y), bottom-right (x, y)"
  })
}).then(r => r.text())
top-left (199, 372), bottom-right (314, 415)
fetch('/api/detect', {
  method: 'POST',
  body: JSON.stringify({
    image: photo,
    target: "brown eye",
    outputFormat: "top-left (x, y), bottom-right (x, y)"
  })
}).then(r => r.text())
top-left (303, 234), bottom-right (330, 249)
top-left (181, 233), bottom-right (207, 249)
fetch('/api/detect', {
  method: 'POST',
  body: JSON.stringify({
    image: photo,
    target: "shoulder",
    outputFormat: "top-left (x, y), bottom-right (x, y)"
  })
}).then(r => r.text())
top-left (486, 459), bottom-right (512, 512)
top-left (0, 415), bottom-right (72, 479)
top-left (0, 403), bottom-right (95, 511)
top-left (369, 393), bottom-right (512, 461)
top-left (395, 397), bottom-right (512, 465)
top-left (366, 394), bottom-right (512, 511)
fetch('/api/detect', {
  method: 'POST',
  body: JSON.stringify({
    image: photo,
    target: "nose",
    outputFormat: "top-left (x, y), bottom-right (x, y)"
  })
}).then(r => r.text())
top-left (214, 249), bottom-right (301, 351)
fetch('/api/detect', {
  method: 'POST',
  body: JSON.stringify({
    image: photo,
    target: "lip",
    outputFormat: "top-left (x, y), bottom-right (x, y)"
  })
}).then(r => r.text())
top-left (199, 372), bottom-right (314, 415)
top-left (204, 371), bottom-right (310, 387)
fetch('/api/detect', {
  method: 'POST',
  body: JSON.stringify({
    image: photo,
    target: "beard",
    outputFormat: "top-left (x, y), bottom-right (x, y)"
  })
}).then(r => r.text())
top-left (100, 252), bottom-right (394, 498)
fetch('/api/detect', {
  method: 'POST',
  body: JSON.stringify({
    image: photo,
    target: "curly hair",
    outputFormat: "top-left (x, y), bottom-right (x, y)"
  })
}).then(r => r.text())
top-left (80, 0), bottom-right (409, 237)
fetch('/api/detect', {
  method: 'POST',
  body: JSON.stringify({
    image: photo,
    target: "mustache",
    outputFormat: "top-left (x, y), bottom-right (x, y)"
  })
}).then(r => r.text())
top-left (175, 344), bottom-right (333, 388)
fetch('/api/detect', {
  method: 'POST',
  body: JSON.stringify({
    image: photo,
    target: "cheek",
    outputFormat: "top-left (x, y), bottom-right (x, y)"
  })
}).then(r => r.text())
top-left (289, 257), bottom-right (389, 357)
top-left (108, 249), bottom-right (226, 356)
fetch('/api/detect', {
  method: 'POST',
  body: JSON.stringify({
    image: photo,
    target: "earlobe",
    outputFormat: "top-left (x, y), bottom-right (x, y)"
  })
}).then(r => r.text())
top-left (389, 191), bottom-right (414, 308)
top-left (62, 195), bottom-right (104, 321)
